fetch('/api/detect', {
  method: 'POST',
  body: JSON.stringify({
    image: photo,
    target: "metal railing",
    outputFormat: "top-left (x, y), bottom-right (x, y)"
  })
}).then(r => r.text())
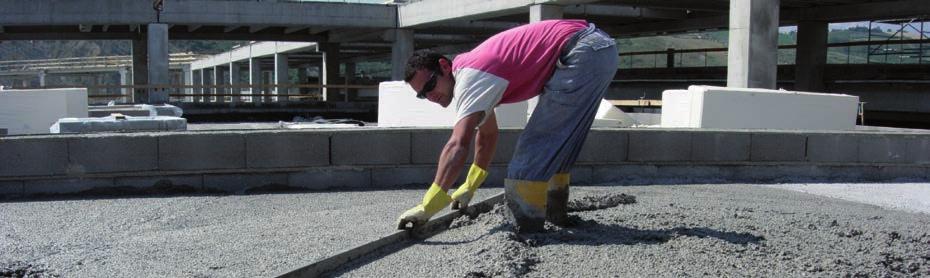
top-left (0, 53), bottom-right (207, 74)
top-left (618, 39), bottom-right (930, 69)
top-left (3, 83), bottom-right (380, 105)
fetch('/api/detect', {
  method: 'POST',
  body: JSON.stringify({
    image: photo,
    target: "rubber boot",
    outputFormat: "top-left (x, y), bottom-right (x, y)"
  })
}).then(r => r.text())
top-left (546, 173), bottom-right (570, 226)
top-left (504, 178), bottom-right (548, 233)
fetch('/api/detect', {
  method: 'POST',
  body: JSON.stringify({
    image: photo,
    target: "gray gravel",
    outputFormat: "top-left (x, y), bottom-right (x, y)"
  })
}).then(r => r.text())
top-left (0, 189), bottom-right (497, 277)
top-left (333, 184), bottom-right (930, 277)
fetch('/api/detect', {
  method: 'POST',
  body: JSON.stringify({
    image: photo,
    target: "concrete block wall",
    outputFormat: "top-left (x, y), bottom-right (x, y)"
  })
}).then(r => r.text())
top-left (1, 128), bottom-right (929, 197)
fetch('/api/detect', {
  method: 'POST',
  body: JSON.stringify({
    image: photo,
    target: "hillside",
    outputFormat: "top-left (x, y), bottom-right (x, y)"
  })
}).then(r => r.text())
top-left (0, 40), bottom-right (245, 61)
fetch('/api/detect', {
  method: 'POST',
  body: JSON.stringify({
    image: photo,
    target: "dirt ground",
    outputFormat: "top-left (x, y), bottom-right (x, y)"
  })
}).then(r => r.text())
top-left (333, 184), bottom-right (930, 277)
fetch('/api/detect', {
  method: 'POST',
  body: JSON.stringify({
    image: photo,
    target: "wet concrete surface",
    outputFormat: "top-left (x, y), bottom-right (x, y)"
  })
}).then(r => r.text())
top-left (334, 184), bottom-right (930, 277)
top-left (0, 188), bottom-right (497, 277)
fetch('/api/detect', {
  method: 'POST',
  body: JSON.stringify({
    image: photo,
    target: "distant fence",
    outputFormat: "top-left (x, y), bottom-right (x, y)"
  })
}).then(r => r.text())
top-left (4, 83), bottom-right (380, 105)
top-left (619, 39), bottom-right (930, 69)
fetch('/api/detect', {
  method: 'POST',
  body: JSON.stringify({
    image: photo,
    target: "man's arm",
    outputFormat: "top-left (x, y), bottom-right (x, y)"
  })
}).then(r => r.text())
top-left (434, 112), bottom-right (485, 191)
top-left (473, 112), bottom-right (498, 170)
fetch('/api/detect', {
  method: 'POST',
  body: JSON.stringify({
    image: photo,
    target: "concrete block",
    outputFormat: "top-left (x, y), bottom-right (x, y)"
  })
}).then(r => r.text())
top-left (204, 173), bottom-right (288, 193)
top-left (750, 133), bottom-right (806, 162)
top-left (629, 131), bottom-right (692, 161)
top-left (494, 130), bottom-right (522, 164)
top-left (246, 132), bottom-right (329, 168)
top-left (567, 166), bottom-right (593, 185)
top-left (0, 181), bottom-right (24, 197)
top-left (591, 165), bottom-right (659, 184)
top-left (577, 130), bottom-right (628, 163)
top-left (484, 165), bottom-right (508, 187)
top-left (67, 135), bottom-right (158, 174)
top-left (655, 165), bottom-right (729, 182)
top-left (806, 134), bottom-right (858, 163)
top-left (858, 135), bottom-right (908, 163)
top-left (0, 138), bottom-right (69, 177)
top-left (114, 175), bottom-right (203, 189)
top-left (370, 166), bottom-right (436, 188)
top-left (731, 165), bottom-right (816, 182)
top-left (814, 165), bottom-right (868, 181)
top-left (289, 167), bottom-right (371, 190)
top-left (905, 136), bottom-right (930, 164)
top-left (332, 131), bottom-right (410, 165)
top-left (410, 130), bottom-right (456, 164)
top-left (159, 133), bottom-right (246, 170)
top-left (23, 178), bottom-right (114, 195)
top-left (691, 132), bottom-right (750, 162)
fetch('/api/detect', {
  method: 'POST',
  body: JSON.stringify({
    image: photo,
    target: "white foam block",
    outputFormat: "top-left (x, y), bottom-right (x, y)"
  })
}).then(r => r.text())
top-left (661, 85), bottom-right (859, 130)
top-left (0, 88), bottom-right (88, 135)
top-left (377, 81), bottom-right (528, 127)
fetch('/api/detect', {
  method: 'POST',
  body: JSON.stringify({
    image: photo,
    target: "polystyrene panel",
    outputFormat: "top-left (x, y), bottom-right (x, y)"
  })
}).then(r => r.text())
top-left (377, 81), bottom-right (527, 127)
top-left (661, 85), bottom-right (858, 130)
top-left (0, 88), bottom-right (88, 135)
top-left (660, 89), bottom-right (694, 128)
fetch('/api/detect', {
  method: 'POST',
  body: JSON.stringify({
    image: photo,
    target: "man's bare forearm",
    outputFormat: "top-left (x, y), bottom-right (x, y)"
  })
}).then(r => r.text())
top-left (433, 112), bottom-right (483, 191)
top-left (434, 139), bottom-right (470, 190)
top-left (473, 113), bottom-right (499, 170)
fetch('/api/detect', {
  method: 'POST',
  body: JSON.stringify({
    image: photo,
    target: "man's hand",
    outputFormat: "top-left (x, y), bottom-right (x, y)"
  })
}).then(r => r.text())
top-left (450, 164), bottom-right (489, 209)
top-left (397, 183), bottom-right (452, 230)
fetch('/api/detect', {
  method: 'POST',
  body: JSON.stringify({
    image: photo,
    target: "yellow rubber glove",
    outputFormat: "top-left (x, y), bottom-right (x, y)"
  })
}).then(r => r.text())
top-left (450, 164), bottom-right (489, 210)
top-left (397, 183), bottom-right (452, 230)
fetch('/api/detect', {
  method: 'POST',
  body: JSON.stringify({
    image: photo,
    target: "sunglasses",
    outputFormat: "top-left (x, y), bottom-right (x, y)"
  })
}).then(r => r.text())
top-left (417, 72), bottom-right (438, 99)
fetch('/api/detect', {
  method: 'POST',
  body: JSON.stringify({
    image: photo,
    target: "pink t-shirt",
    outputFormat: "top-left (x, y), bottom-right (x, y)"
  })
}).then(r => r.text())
top-left (453, 19), bottom-right (586, 104)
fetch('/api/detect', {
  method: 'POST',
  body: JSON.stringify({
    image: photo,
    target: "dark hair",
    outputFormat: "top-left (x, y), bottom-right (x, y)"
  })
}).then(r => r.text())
top-left (404, 49), bottom-right (446, 82)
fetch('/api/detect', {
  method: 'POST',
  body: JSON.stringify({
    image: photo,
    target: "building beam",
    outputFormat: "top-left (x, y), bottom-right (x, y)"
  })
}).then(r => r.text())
top-left (398, 0), bottom-right (600, 28)
top-left (0, 0), bottom-right (396, 28)
top-left (563, 4), bottom-right (689, 19)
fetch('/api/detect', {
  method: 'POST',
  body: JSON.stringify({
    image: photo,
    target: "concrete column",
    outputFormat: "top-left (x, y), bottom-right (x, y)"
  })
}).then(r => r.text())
top-left (727, 0), bottom-right (780, 89)
top-left (147, 23), bottom-right (170, 104)
top-left (274, 53), bottom-right (289, 102)
top-left (249, 57), bottom-right (262, 104)
top-left (131, 37), bottom-right (148, 104)
top-left (529, 4), bottom-right (563, 22)
top-left (297, 65), bottom-right (309, 95)
top-left (345, 62), bottom-right (356, 101)
top-left (119, 67), bottom-right (131, 101)
top-left (795, 20), bottom-right (828, 92)
top-left (190, 69), bottom-right (200, 103)
top-left (182, 64), bottom-right (193, 102)
top-left (229, 62), bottom-right (241, 103)
top-left (213, 66), bottom-right (222, 102)
top-left (320, 43), bottom-right (342, 101)
top-left (37, 70), bottom-right (47, 88)
top-left (316, 64), bottom-right (324, 98)
top-left (198, 69), bottom-right (208, 103)
top-left (390, 29), bottom-right (414, 81)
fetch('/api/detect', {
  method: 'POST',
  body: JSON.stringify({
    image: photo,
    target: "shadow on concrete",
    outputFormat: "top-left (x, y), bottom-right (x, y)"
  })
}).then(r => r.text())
top-left (530, 217), bottom-right (765, 247)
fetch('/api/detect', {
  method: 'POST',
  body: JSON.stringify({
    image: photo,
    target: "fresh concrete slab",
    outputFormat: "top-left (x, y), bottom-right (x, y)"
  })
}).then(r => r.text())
top-left (0, 188), bottom-right (500, 277)
top-left (763, 183), bottom-right (930, 215)
top-left (335, 184), bottom-right (930, 277)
